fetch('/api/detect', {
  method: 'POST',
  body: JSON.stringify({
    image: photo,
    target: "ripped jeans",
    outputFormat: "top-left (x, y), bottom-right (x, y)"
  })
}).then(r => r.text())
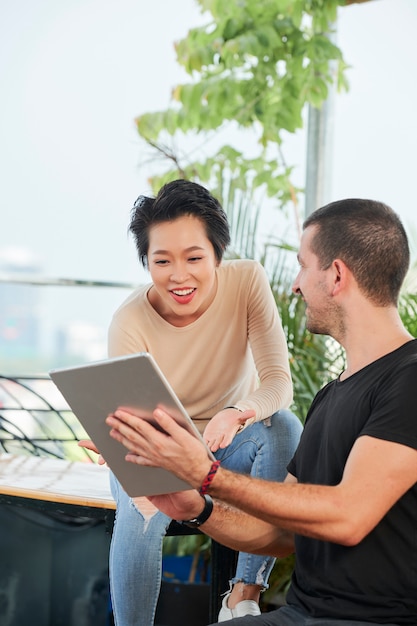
top-left (109, 409), bottom-right (303, 626)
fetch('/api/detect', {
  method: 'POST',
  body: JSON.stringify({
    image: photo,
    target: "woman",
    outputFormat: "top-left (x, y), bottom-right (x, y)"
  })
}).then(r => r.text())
top-left (105, 179), bottom-right (302, 624)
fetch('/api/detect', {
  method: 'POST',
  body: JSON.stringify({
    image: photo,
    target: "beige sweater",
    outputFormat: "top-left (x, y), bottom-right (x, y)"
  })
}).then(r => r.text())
top-left (108, 259), bottom-right (293, 435)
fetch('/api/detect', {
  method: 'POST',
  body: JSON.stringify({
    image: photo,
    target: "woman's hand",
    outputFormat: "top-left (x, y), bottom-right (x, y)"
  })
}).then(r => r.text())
top-left (203, 408), bottom-right (255, 452)
top-left (106, 406), bottom-right (213, 489)
top-left (78, 439), bottom-right (106, 465)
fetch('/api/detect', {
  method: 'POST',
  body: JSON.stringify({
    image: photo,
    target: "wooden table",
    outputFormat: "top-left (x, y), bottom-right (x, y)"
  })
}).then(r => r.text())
top-left (0, 453), bottom-right (115, 526)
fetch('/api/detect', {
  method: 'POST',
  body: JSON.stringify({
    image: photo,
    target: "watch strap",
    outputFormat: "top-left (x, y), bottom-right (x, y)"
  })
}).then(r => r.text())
top-left (178, 494), bottom-right (213, 528)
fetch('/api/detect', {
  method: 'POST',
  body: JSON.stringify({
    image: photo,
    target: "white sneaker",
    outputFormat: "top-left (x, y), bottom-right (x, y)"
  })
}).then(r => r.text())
top-left (218, 592), bottom-right (261, 622)
top-left (218, 594), bottom-right (234, 622)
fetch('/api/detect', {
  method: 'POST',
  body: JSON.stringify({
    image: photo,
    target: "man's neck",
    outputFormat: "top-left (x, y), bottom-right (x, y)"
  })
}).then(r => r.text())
top-left (341, 331), bottom-right (413, 380)
top-left (337, 303), bottom-right (413, 380)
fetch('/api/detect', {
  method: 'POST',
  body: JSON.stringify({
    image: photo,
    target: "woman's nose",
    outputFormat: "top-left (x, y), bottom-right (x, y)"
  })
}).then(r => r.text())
top-left (170, 263), bottom-right (189, 282)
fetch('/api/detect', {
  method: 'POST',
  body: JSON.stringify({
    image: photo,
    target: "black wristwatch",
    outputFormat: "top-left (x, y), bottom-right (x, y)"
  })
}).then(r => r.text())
top-left (178, 494), bottom-right (214, 528)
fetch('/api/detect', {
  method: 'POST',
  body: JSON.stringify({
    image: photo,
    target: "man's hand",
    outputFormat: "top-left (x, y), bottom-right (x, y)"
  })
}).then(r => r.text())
top-left (106, 406), bottom-right (213, 489)
top-left (203, 408), bottom-right (255, 452)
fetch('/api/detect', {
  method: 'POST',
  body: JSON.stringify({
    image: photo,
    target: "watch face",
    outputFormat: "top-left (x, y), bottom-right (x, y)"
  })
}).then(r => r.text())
top-left (184, 520), bottom-right (199, 528)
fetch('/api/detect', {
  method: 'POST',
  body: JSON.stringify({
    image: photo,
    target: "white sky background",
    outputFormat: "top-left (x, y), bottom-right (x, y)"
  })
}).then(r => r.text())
top-left (1, 0), bottom-right (417, 359)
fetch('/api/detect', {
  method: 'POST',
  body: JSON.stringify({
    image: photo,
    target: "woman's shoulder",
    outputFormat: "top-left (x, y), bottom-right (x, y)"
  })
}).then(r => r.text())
top-left (220, 258), bottom-right (264, 276)
top-left (111, 283), bottom-right (151, 321)
top-left (219, 258), bottom-right (267, 287)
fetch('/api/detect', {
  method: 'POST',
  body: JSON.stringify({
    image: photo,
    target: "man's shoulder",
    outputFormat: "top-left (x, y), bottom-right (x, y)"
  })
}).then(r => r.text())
top-left (381, 338), bottom-right (417, 369)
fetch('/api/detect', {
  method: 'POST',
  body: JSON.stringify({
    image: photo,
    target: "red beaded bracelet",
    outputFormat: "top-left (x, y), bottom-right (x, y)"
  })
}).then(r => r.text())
top-left (199, 460), bottom-right (221, 496)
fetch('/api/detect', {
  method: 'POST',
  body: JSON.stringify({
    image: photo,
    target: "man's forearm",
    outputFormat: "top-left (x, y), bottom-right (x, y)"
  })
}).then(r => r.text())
top-left (204, 465), bottom-right (339, 541)
top-left (201, 498), bottom-right (295, 558)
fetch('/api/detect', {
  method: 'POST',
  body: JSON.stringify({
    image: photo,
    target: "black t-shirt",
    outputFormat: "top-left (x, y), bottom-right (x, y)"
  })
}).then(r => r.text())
top-left (286, 340), bottom-right (417, 624)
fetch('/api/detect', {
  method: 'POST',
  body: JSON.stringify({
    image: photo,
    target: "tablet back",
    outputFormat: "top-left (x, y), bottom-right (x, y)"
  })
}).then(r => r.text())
top-left (50, 352), bottom-right (213, 497)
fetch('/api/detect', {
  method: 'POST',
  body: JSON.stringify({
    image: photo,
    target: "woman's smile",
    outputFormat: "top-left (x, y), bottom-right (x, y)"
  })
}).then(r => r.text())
top-left (170, 287), bottom-right (197, 304)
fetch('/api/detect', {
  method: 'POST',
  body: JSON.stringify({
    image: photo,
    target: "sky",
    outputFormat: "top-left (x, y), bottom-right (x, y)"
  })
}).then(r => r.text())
top-left (1, 0), bottom-right (417, 363)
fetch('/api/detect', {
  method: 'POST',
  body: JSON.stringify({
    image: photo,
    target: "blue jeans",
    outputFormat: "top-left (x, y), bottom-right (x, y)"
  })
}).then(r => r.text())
top-left (208, 604), bottom-right (400, 625)
top-left (109, 409), bottom-right (303, 626)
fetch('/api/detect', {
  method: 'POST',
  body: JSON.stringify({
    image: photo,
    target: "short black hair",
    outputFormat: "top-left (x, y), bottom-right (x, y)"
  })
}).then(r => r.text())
top-left (129, 179), bottom-right (231, 269)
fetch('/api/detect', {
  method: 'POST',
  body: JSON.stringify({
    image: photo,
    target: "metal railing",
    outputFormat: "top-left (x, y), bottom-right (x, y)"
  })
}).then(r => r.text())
top-left (0, 374), bottom-right (94, 461)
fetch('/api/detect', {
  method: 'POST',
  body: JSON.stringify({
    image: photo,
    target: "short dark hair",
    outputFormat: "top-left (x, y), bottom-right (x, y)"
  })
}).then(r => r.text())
top-left (304, 198), bottom-right (410, 306)
top-left (129, 179), bottom-right (231, 269)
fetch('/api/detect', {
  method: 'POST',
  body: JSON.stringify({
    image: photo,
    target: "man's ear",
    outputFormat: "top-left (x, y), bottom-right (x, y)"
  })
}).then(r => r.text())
top-left (331, 259), bottom-right (348, 296)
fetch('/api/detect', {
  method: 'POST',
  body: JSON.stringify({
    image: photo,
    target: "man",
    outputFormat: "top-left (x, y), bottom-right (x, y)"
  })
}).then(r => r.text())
top-left (107, 198), bottom-right (417, 625)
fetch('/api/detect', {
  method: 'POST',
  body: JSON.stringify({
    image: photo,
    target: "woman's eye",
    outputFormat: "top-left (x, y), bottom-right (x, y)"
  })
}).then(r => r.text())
top-left (155, 259), bottom-right (168, 265)
top-left (189, 256), bottom-right (202, 262)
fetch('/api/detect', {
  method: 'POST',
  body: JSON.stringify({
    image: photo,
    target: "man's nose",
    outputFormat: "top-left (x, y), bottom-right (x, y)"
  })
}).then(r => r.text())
top-left (292, 273), bottom-right (301, 295)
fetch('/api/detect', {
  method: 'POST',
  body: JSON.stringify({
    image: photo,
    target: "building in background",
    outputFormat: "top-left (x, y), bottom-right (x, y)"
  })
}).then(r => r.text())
top-left (0, 247), bottom-right (107, 374)
top-left (54, 321), bottom-right (106, 365)
top-left (0, 247), bottom-right (41, 360)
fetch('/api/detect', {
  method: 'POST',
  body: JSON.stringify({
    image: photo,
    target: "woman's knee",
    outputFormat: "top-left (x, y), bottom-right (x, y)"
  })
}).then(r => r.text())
top-left (245, 410), bottom-right (301, 446)
top-left (269, 410), bottom-right (303, 450)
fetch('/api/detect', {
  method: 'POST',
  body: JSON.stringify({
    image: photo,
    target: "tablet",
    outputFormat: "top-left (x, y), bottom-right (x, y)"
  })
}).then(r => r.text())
top-left (49, 352), bottom-right (214, 497)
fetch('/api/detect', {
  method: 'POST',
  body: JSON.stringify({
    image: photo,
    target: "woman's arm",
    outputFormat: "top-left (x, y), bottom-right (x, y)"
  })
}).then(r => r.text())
top-left (235, 262), bottom-right (293, 420)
